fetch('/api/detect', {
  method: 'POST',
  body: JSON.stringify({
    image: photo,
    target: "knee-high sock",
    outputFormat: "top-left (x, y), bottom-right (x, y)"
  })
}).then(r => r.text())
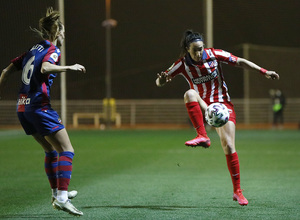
top-left (45, 151), bottom-right (58, 189)
top-left (226, 152), bottom-right (241, 191)
top-left (185, 102), bottom-right (207, 136)
top-left (57, 151), bottom-right (74, 191)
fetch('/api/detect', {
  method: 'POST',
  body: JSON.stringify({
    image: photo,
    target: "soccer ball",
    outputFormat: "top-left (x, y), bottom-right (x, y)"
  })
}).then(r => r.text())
top-left (205, 103), bottom-right (229, 127)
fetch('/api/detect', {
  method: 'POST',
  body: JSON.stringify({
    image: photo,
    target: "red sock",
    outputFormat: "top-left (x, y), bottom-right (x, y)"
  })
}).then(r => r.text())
top-left (185, 102), bottom-right (207, 136)
top-left (226, 152), bottom-right (241, 191)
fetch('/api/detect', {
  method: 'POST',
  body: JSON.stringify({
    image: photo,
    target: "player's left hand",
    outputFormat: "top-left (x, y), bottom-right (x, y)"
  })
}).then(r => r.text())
top-left (70, 64), bottom-right (86, 73)
top-left (265, 71), bottom-right (279, 80)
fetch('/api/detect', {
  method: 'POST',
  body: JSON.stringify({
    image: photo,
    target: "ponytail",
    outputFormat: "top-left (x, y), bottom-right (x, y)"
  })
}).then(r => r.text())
top-left (179, 30), bottom-right (204, 57)
top-left (31, 7), bottom-right (61, 42)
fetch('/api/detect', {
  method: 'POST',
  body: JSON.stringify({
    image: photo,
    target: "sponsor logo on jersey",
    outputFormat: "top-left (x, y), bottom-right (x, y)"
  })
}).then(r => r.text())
top-left (17, 94), bottom-right (31, 112)
top-left (192, 70), bottom-right (218, 84)
top-left (17, 95), bottom-right (31, 105)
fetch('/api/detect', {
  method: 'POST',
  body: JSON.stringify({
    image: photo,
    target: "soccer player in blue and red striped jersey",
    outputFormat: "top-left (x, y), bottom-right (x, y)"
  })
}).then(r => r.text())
top-left (0, 8), bottom-right (85, 216)
top-left (156, 30), bottom-right (279, 206)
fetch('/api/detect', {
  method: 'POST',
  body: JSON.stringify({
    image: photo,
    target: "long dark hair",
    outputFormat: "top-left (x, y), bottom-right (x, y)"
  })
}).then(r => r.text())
top-left (179, 30), bottom-right (204, 57)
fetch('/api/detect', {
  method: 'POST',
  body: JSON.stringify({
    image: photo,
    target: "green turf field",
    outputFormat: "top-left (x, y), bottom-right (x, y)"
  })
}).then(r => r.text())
top-left (0, 128), bottom-right (299, 219)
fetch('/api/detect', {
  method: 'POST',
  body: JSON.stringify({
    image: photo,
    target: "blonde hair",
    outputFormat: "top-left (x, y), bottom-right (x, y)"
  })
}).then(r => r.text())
top-left (31, 7), bottom-right (62, 42)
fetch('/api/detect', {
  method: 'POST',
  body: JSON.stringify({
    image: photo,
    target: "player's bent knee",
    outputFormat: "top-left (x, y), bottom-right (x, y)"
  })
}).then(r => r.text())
top-left (184, 89), bottom-right (198, 103)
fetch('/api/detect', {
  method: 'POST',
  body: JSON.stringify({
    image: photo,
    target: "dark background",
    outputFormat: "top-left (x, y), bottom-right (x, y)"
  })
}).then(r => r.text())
top-left (1, 0), bottom-right (299, 100)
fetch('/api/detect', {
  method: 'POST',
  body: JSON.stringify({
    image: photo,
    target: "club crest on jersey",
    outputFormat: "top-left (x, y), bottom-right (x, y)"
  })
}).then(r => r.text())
top-left (208, 60), bottom-right (218, 68)
top-left (192, 70), bottom-right (218, 84)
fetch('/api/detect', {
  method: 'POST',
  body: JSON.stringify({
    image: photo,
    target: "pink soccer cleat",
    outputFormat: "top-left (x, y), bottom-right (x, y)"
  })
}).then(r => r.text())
top-left (233, 189), bottom-right (248, 206)
top-left (185, 135), bottom-right (211, 148)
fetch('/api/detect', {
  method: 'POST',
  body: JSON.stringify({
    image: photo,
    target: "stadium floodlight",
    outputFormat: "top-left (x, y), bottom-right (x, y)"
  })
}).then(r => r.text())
top-left (102, 0), bottom-right (117, 128)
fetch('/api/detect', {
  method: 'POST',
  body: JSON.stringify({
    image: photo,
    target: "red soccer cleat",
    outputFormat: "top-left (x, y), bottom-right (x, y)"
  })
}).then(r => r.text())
top-left (185, 135), bottom-right (211, 148)
top-left (233, 189), bottom-right (248, 206)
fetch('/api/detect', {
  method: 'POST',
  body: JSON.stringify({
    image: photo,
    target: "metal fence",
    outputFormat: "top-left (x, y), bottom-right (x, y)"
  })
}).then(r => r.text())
top-left (1, 99), bottom-right (299, 128)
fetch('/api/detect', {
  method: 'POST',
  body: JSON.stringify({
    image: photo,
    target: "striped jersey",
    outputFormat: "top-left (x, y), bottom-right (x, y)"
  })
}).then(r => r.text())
top-left (166, 48), bottom-right (238, 103)
top-left (11, 40), bottom-right (61, 112)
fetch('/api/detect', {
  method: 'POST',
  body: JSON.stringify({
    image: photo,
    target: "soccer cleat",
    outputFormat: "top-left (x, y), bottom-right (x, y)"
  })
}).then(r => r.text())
top-left (67, 190), bottom-right (78, 200)
top-left (185, 135), bottom-right (211, 148)
top-left (51, 190), bottom-right (78, 204)
top-left (52, 199), bottom-right (83, 216)
top-left (233, 189), bottom-right (248, 206)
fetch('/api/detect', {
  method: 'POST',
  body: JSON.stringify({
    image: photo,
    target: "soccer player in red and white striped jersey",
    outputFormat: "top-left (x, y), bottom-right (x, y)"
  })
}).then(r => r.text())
top-left (156, 30), bottom-right (279, 206)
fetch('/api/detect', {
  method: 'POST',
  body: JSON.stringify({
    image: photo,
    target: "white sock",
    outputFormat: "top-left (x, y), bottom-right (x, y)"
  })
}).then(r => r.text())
top-left (57, 190), bottom-right (68, 203)
top-left (52, 188), bottom-right (58, 198)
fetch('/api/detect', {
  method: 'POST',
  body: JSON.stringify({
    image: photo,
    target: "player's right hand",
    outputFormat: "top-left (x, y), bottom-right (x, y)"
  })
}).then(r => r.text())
top-left (157, 71), bottom-right (171, 83)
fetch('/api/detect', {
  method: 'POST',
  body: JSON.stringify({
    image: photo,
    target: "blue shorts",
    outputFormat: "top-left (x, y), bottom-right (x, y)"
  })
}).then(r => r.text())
top-left (17, 108), bottom-right (65, 136)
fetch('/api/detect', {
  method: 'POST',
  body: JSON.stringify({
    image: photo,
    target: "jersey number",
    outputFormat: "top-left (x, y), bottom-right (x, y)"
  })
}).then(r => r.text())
top-left (22, 56), bottom-right (35, 85)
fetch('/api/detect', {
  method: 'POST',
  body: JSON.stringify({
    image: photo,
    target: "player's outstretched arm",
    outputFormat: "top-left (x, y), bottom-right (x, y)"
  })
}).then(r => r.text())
top-left (0, 63), bottom-right (18, 97)
top-left (41, 62), bottom-right (86, 74)
top-left (156, 71), bottom-right (172, 87)
top-left (236, 57), bottom-right (279, 80)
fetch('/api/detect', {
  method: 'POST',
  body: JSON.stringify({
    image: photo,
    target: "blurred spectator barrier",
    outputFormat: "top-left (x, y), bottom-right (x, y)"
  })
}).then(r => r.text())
top-left (1, 99), bottom-right (300, 128)
top-left (72, 98), bottom-right (121, 128)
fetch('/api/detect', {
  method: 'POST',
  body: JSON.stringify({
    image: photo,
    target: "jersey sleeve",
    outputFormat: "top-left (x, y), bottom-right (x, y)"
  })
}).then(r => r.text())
top-left (42, 45), bottom-right (61, 65)
top-left (213, 49), bottom-right (238, 66)
top-left (165, 58), bottom-right (185, 78)
top-left (10, 52), bottom-right (26, 70)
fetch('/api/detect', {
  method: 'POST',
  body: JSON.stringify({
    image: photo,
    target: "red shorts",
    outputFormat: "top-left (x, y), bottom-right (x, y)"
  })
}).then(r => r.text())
top-left (206, 101), bottom-right (236, 125)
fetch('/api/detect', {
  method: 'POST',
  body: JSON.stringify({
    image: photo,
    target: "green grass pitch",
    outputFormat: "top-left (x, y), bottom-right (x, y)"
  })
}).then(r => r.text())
top-left (0, 128), bottom-right (299, 219)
